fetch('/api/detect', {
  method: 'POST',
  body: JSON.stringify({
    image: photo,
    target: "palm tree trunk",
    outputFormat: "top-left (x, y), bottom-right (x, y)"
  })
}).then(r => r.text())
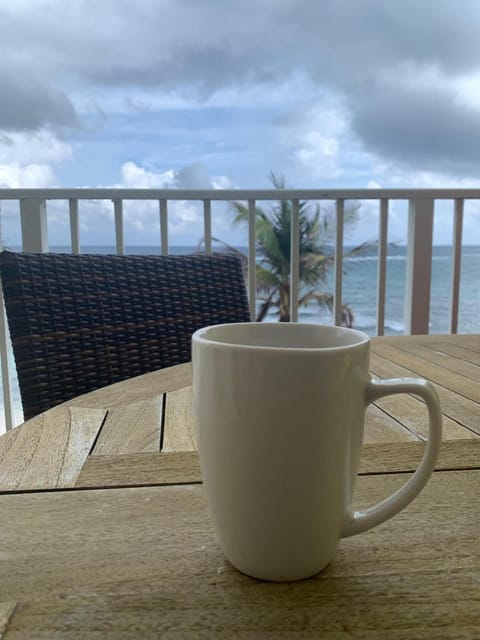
top-left (279, 281), bottom-right (290, 322)
top-left (256, 300), bottom-right (272, 322)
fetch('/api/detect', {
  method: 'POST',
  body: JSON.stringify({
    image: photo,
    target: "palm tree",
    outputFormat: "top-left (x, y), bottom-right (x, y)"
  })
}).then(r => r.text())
top-left (231, 172), bottom-right (370, 326)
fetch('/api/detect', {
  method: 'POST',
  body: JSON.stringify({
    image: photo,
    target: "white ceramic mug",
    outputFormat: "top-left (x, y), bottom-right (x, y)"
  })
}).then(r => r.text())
top-left (192, 323), bottom-right (442, 582)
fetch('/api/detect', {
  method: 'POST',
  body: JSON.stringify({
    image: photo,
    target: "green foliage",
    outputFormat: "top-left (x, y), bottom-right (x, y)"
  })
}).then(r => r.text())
top-left (231, 172), bottom-right (370, 325)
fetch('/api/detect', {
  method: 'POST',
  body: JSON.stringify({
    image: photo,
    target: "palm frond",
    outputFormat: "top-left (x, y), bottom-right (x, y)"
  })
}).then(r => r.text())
top-left (228, 172), bottom-right (369, 328)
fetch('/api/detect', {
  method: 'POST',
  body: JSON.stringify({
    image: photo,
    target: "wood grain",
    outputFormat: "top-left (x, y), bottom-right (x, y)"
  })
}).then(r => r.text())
top-left (76, 451), bottom-right (201, 488)
top-left (72, 440), bottom-right (480, 489)
top-left (397, 341), bottom-right (480, 381)
top-left (370, 353), bottom-right (480, 437)
top-left (67, 362), bottom-right (191, 410)
top-left (1, 470), bottom-right (479, 638)
top-left (360, 439), bottom-right (480, 473)
top-left (372, 343), bottom-right (480, 402)
top-left (364, 404), bottom-right (418, 443)
top-left (91, 396), bottom-right (163, 456)
top-left (161, 389), bottom-right (423, 451)
top-left (372, 333), bottom-right (480, 347)
top-left (0, 603), bottom-right (16, 639)
top-left (426, 340), bottom-right (480, 365)
top-left (1, 335), bottom-right (479, 494)
top-left (0, 407), bottom-right (105, 491)
top-left (373, 392), bottom-right (477, 440)
top-left (162, 387), bottom-right (196, 451)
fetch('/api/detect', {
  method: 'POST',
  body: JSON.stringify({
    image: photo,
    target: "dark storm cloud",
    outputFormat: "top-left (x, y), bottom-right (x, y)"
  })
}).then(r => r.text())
top-left (0, 69), bottom-right (78, 132)
top-left (3, 0), bottom-right (480, 175)
top-left (351, 83), bottom-right (480, 175)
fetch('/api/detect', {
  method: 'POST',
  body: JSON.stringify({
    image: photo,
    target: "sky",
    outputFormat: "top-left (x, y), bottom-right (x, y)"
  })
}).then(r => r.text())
top-left (1, 0), bottom-right (480, 247)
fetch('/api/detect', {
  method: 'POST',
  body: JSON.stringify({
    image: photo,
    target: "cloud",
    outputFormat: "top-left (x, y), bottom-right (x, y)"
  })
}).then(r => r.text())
top-left (175, 163), bottom-right (215, 189)
top-left (0, 163), bottom-right (57, 188)
top-left (0, 68), bottom-right (78, 132)
top-left (120, 161), bottom-right (175, 188)
top-left (76, 161), bottom-right (236, 245)
top-left (0, 128), bottom-right (71, 197)
top-left (0, 129), bottom-right (72, 165)
top-left (370, 164), bottom-right (480, 190)
top-left (3, 0), bottom-right (480, 186)
top-left (350, 79), bottom-right (480, 177)
top-left (119, 160), bottom-right (233, 191)
top-left (281, 99), bottom-right (349, 180)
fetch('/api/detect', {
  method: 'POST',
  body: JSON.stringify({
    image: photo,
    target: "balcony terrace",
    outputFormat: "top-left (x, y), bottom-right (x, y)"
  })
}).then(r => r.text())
top-left (0, 187), bottom-right (478, 431)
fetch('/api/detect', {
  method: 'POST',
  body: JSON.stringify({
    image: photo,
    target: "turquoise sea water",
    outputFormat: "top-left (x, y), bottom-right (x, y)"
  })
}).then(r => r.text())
top-left (1, 244), bottom-right (479, 430)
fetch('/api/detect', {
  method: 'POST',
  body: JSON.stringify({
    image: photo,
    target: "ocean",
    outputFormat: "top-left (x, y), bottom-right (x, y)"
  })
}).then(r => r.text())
top-left (1, 244), bottom-right (479, 430)
top-left (45, 243), bottom-right (478, 335)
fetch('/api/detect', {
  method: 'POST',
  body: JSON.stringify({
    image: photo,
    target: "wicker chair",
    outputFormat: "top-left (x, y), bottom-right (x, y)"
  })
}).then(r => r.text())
top-left (0, 250), bottom-right (250, 420)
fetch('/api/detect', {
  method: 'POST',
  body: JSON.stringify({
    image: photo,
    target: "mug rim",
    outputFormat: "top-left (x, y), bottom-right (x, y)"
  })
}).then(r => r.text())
top-left (192, 322), bottom-right (370, 352)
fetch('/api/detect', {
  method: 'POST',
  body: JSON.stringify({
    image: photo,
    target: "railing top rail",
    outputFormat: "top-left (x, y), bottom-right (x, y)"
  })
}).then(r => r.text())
top-left (2, 188), bottom-right (480, 201)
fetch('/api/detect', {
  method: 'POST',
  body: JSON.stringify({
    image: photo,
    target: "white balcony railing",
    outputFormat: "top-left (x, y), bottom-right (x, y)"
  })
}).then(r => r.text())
top-left (0, 187), bottom-right (477, 430)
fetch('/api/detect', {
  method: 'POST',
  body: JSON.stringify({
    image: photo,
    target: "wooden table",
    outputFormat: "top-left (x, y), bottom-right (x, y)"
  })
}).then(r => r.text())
top-left (0, 334), bottom-right (479, 638)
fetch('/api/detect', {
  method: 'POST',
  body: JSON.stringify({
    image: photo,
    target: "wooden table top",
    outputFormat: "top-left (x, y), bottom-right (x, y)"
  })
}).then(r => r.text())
top-left (0, 333), bottom-right (479, 638)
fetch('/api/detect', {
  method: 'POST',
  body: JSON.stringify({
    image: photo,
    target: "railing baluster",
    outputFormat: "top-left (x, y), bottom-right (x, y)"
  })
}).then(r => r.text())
top-left (203, 200), bottom-right (212, 254)
top-left (0, 226), bottom-right (14, 431)
top-left (159, 200), bottom-right (168, 256)
top-left (20, 198), bottom-right (48, 252)
top-left (404, 198), bottom-right (434, 334)
top-left (334, 199), bottom-right (344, 326)
top-left (450, 198), bottom-right (464, 334)
top-left (69, 199), bottom-right (80, 254)
top-left (248, 200), bottom-right (257, 321)
top-left (376, 199), bottom-right (389, 336)
top-left (0, 283), bottom-right (14, 430)
top-left (113, 199), bottom-right (124, 255)
top-left (290, 199), bottom-right (300, 323)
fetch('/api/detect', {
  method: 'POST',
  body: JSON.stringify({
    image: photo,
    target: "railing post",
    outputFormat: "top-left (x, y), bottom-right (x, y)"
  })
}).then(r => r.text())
top-left (290, 199), bottom-right (300, 322)
top-left (0, 286), bottom-right (14, 430)
top-left (334, 199), bottom-right (344, 326)
top-left (20, 198), bottom-right (48, 252)
top-left (159, 200), bottom-right (168, 256)
top-left (404, 198), bottom-right (434, 335)
top-left (69, 199), bottom-right (80, 254)
top-left (203, 200), bottom-right (212, 254)
top-left (449, 198), bottom-right (464, 334)
top-left (376, 199), bottom-right (389, 336)
top-left (248, 200), bottom-right (257, 321)
top-left (113, 199), bottom-right (125, 255)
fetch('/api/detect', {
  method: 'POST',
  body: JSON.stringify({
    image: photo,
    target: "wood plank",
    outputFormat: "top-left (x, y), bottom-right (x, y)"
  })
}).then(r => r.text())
top-left (162, 389), bottom-right (420, 452)
top-left (91, 396), bottom-right (163, 456)
top-left (0, 407), bottom-right (106, 491)
top-left (399, 342), bottom-right (480, 381)
top-left (5, 572), bottom-right (480, 640)
top-left (426, 340), bottom-right (480, 366)
top-left (75, 440), bottom-right (480, 488)
top-left (372, 343), bottom-right (480, 402)
top-left (372, 334), bottom-right (480, 348)
top-left (76, 451), bottom-right (201, 488)
top-left (0, 602), bottom-right (16, 639)
top-left (360, 439), bottom-right (480, 474)
top-left (370, 353), bottom-right (480, 437)
top-left (374, 393), bottom-right (477, 440)
top-left (364, 404), bottom-right (418, 443)
top-left (1, 471), bottom-right (479, 638)
top-left (162, 387), bottom-right (196, 452)
top-left (67, 363), bottom-right (192, 410)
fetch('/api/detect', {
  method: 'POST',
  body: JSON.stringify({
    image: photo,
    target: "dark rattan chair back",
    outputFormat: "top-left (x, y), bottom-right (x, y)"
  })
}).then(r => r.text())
top-left (0, 250), bottom-right (250, 420)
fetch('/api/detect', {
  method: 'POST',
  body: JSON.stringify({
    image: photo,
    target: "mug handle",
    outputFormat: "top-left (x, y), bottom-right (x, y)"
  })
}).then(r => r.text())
top-left (341, 377), bottom-right (442, 538)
